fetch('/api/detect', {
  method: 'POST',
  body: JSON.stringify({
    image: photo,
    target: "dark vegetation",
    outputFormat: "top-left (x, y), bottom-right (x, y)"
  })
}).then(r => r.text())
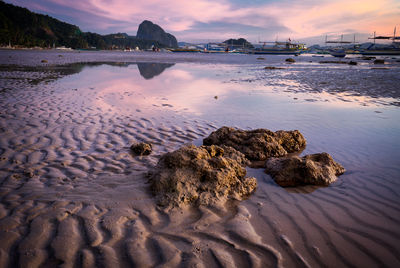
top-left (0, 1), bottom-right (170, 49)
top-left (223, 38), bottom-right (254, 48)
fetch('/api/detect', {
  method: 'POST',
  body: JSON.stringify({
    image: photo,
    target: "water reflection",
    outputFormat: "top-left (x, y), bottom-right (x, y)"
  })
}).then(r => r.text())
top-left (0, 62), bottom-right (175, 83)
top-left (137, 63), bottom-right (175, 79)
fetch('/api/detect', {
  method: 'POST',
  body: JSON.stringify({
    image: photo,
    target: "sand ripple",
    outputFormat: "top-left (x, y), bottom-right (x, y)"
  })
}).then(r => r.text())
top-left (0, 62), bottom-right (399, 267)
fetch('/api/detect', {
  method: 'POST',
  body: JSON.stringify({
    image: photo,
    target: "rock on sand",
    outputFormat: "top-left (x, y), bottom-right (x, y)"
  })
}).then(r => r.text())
top-left (130, 142), bottom-right (152, 156)
top-left (149, 144), bottom-right (257, 207)
top-left (265, 152), bottom-right (345, 186)
top-left (203, 126), bottom-right (306, 161)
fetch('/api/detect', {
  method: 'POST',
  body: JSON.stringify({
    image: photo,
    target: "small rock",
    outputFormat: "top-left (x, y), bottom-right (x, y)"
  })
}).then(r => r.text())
top-left (319, 61), bottom-right (347, 64)
top-left (264, 66), bottom-right (285, 70)
top-left (130, 142), bottom-right (152, 156)
top-left (285, 58), bottom-right (295, 63)
top-left (348, 61), bottom-right (357, 65)
top-left (41, 59), bottom-right (48, 63)
top-left (257, 57), bottom-right (265, 60)
top-left (361, 56), bottom-right (375, 60)
top-left (374, 59), bottom-right (385, 64)
top-left (265, 153), bottom-right (345, 186)
top-left (214, 96), bottom-right (218, 99)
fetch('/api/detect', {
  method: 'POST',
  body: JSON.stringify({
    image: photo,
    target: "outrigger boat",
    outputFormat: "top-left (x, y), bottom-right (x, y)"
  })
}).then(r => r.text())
top-left (169, 48), bottom-right (201, 52)
top-left (360, 28), bottom-right (400, 55)
top-left (249, 40), bottom-right (305, 55)
top-left (325, 34), bottom-right (355, 58)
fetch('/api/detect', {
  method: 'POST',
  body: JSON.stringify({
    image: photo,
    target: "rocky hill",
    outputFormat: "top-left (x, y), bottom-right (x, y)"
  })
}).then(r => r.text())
top-left (0, 1), bottom-right (176, 49)
top-left (136, 20), bottom-right (178, 48)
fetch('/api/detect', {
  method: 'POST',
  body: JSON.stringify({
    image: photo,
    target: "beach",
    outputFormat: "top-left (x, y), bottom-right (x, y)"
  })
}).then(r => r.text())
top-left (0, 50), bottom-right (399, 267)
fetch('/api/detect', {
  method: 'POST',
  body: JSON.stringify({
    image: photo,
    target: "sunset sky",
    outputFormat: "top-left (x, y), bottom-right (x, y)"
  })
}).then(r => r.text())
top-left (5, 0), bottom-right (400, 44)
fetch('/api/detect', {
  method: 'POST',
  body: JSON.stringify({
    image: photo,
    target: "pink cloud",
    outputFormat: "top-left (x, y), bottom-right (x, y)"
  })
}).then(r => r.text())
top-left (6, 0), bottom-right (400, 42)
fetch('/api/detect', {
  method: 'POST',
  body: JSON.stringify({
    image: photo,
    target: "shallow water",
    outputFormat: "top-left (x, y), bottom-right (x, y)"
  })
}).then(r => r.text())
top-left (0, 50), bottom-right (399, 267)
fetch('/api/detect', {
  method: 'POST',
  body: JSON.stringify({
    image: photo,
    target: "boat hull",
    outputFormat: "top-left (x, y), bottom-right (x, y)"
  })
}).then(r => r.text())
top-left (250, 50), bottom-right (301, 55)
top-left (360, 50), bottom-right (400, 56)
top-left (330, 52), bottom-right (346, 57)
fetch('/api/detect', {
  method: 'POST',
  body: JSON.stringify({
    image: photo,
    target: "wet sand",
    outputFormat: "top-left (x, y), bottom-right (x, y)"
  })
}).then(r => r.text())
top-left (0, 50), bottom-right (399, 267)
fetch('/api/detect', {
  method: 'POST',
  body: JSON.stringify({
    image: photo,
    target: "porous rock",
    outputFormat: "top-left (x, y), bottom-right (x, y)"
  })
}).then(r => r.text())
top-left (130, 142), bottom-right (152, 156)
top-left (265, 152), bottom-right (345, 186)
top-left (203, 127), bottom-right (306, 161)
top-left (149, 144), bottom-right (257, 207)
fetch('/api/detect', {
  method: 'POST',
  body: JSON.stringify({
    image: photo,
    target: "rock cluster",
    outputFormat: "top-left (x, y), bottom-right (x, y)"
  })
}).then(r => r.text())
top-left (150, 126), bottom-right (345, 207)
top-left (203, 127), bottom-right (306, 161)
top-left (265, 153), bottom-right (345, 186)
top-left (149, 145), bottom-right (257, 207)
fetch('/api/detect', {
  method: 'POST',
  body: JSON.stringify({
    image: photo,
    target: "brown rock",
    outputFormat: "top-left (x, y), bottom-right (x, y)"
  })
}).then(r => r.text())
top-left (265, 153), bottom-right (345, 187)
top-left (264, 66), bottom-right (285, 70)
top-left (285, 58), bottom-right (295, 63)
top-left (130, 142), bottom-right (152, 156)
top-left (149, 144), bottom-right (257, 207)
top-left (374, 59), bottom-right (385, 64)
top-left (203, 127), bottom-right (306, 161)
top-left (361, 56), bottom-right (375, 60)
top-left (319, 61), bottom-right (347, 64)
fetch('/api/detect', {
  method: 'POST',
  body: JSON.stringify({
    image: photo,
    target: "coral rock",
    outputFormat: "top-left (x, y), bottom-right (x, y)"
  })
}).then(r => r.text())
top-left (265, 152), bottom-right (345, 186)
top-left (203, 127), bottom-right (306, 161)
top-left (149, 145), bottom-right (257, 207)
top-left (130, 142), bottom-right (152, 156)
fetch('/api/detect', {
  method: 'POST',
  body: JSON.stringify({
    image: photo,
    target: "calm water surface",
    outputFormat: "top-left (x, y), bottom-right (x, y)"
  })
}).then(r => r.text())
top-left (52, 60), bottom-right (400, 174)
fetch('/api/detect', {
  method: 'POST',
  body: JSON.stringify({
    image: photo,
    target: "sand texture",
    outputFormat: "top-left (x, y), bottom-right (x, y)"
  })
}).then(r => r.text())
top-left (0, 52), bottom-right (400, 267)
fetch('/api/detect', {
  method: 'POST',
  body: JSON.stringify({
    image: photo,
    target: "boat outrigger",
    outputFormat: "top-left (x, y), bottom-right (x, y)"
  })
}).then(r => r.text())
top-left (325, 34), bottom-right (355, 58)
top-left (360, 27), bottom-right (400, 56)
top-left (249, 40), bottom-right (305, 55)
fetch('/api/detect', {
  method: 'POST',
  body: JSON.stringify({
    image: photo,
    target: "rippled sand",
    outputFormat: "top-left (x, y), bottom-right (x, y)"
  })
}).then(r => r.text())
top-left (0, 50), bottom-right (399, 268)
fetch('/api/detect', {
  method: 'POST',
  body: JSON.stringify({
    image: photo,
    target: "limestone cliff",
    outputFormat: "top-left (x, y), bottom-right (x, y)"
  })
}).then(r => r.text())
top-left (136, 20), bottom-right (178, 48)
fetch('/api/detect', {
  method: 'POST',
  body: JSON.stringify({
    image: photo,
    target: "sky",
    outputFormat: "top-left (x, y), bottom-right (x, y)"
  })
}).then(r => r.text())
top-left (5, 0), bottom-right (400, 45)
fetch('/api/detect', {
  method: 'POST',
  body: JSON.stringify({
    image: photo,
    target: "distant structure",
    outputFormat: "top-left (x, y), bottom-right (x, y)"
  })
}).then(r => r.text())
top-left (136, 20), bottom-right (178, 48)
top-left (368, 27), bottom-right (400, 44)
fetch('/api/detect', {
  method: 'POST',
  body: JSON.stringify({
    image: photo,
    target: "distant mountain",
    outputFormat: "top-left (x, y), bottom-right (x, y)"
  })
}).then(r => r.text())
top-left (137, 20), bottom-right (178, 48)
top-left (0, 1), bottom-right (177, 49)
top-left (223, 38), bottom-right (253, 48)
